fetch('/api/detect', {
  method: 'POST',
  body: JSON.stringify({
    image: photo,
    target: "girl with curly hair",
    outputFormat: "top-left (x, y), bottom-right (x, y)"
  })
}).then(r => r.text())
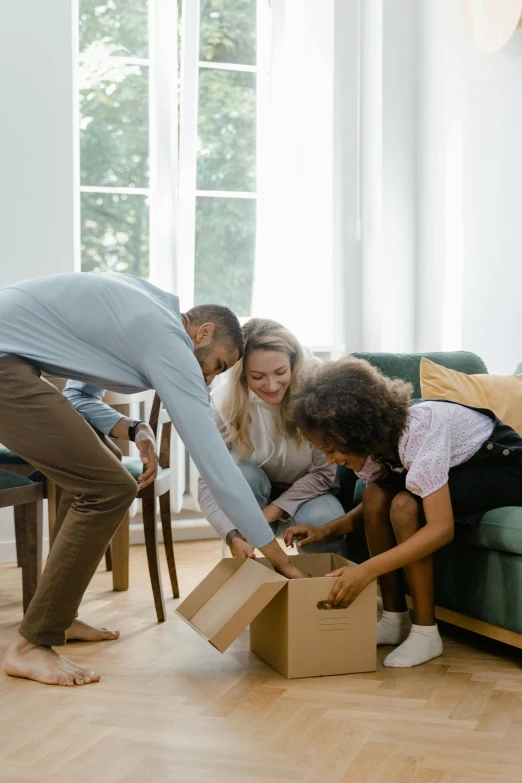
top-left (286, 356), bottom-right (522, 668)
top-left (198, 318), bottom-right (346, 558)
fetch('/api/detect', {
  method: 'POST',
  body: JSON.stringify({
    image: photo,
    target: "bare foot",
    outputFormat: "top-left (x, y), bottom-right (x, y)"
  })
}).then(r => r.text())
top-left (2, 634), bottom-right (101, 686)
top-left (66, 619), bottom-right (120, 642)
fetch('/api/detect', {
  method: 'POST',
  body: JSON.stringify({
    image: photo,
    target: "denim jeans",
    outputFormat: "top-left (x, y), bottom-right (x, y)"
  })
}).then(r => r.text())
top-left (237, 460), bottom-right (347, 556)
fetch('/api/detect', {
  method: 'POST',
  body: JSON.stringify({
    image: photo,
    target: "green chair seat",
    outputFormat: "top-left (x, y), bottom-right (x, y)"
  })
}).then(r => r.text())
top-left (0, 446), bottom-right (28, 465)
top-left (0, 470), bottom-right (34, 490)
top-left (122, 456), bottom-right (166, 481)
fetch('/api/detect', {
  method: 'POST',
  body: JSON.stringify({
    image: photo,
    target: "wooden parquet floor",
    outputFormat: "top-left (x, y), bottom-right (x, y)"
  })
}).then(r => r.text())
top-left (2, 541), bottom-right (522, 783)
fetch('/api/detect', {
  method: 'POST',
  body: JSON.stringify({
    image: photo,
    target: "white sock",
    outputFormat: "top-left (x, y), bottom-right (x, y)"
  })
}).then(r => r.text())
top-left (383, 624), bottom-right (443, 668)
top-left (377, 610), bottom-right (412, 645)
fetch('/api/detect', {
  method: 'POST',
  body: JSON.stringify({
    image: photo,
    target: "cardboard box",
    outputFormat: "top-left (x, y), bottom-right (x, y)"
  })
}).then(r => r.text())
top-left (176, 552), bottom-right (376, 679)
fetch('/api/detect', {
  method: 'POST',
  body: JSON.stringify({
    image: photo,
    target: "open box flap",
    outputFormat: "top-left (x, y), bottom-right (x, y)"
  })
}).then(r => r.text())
top-left (176, 557), bottom-right (288, 653)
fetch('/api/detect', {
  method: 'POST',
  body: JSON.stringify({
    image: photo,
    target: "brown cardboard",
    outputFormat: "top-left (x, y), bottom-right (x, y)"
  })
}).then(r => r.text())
top-left (175, 557), bottom-right (287, 652)
top-left (177, 552), bottom-right (377, 678)
top-left (250, 553), bottom-right (377, 678)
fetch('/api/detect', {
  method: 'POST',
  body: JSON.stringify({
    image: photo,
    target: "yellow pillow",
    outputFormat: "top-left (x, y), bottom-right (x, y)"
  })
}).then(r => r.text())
top-left (420, 357), bottom-right (522, 436)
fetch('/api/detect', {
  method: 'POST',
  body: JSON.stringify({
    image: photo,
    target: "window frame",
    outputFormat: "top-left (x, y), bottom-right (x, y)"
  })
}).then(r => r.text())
top-left (76, 0), bottom-right (268, 318)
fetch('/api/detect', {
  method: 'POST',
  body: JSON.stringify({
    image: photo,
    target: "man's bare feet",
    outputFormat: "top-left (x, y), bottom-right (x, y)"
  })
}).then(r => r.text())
top-left (66, 619), bottom-right (120, 642)
top-left (2, 634), bottom-right (101, 686)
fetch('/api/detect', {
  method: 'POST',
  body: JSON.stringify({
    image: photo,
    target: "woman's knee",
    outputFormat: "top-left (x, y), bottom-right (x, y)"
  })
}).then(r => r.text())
top-left (390, 491), bottom-right (421, 538)
top-left (236, 460), bottom-right (271, 504)
top-left (293, 494), bottom-right (344, 527)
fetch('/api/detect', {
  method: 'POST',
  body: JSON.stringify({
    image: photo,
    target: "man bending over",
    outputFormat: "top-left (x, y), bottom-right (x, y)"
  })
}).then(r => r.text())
top-left (0, 272), bottom-right (305, 687)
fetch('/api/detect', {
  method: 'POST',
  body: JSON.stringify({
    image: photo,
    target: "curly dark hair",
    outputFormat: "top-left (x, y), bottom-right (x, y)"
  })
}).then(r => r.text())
top-left (289, 356), bottom-right (413, 453)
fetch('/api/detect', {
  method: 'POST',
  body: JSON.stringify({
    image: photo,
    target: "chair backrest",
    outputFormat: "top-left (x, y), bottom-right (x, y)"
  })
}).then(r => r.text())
top-left (148, 393), bottom-right (172, 471)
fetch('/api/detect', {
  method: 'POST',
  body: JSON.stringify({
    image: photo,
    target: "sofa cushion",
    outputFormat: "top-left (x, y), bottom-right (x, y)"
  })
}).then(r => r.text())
top-left (420, 358), bottom-right (522, 435)
top-left (351, 351), bottom-right (488, 399)
top-left (351, 479), bottom-right (522, 558)
top-left (454, 506), bottom-right (522, 557)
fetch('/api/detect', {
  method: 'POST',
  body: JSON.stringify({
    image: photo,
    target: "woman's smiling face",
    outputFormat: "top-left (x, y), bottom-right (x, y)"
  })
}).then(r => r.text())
top-left (245, 349), bottom-right (292, 405)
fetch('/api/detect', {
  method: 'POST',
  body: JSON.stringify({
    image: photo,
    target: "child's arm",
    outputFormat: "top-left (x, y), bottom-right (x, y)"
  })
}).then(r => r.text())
top-left (326, 484), bottom-right (454, 605)
top-left (284, 503), bottom-right (364, 548)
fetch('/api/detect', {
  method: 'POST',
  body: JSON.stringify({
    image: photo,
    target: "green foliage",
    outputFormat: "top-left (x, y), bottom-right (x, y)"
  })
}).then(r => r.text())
top-left (79, 0), bottom-right (149, 58)
top-left (197, 69), bottom-right (256, 192)
top-left (195, 197), bottom-right (255, 315)
top-left (81, 193), bottom-right (149, 277)
top-left (200, 0), bottom-right (257, 65)
top-left (80, 57), bottom-right (149, 188)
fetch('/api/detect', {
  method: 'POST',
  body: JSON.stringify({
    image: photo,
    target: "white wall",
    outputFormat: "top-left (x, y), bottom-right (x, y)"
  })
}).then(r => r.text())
top-left (335, 0), bottom-right (418, 354)
top-left (416, 0), bottom-right (522, 373)
top-left (0, 0), bottom-right (77, 556)
top-left (0, 0), bottom-right (77, 289)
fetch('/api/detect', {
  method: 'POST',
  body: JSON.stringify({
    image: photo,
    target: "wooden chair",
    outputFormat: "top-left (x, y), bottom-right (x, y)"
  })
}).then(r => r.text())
top-left (0, 373), bottom-right (67, 534)
top-left (0, 448), bottom-right (60, 537)
top-left (108, 392), bottom-right (180, 622)
top-left (0, 470), bottom-right (43, 613)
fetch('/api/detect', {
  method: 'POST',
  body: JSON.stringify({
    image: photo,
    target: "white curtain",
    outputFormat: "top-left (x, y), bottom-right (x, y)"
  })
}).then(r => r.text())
top-left (252, 0), bottom-right (336, 348)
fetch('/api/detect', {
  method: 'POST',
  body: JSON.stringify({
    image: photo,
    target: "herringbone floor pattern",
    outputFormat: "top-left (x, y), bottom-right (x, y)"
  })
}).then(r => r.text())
top-left (1, 540), bottom-right (522, 782)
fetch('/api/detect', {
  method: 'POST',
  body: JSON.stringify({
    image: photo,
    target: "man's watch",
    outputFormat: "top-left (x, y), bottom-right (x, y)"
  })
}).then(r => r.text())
top-left (128, 420), bottom-right (145, 442)
top-left (225, 529), bottom-right (243, 547)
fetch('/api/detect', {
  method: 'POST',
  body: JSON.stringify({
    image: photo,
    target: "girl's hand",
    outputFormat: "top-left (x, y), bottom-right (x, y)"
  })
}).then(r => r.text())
top-left (229, 538), bottom-right (256, 559)
top-left (326, 564), bottom-right (372, 606)
top-left (284, 524), bottom-right (326, 549)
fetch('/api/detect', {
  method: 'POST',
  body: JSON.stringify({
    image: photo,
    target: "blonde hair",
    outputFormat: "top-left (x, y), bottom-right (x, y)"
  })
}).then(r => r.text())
top-left (221, 318), bottom-right (309, 458)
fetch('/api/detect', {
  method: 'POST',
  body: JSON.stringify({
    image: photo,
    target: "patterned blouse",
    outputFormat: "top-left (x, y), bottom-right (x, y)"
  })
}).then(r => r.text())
top-left (356, 401), bottom-right (494, 498)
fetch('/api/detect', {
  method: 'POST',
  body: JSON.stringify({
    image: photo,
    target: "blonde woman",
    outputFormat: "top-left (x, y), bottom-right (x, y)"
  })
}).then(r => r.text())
top-left (198, 318), bottom-right (346, 558)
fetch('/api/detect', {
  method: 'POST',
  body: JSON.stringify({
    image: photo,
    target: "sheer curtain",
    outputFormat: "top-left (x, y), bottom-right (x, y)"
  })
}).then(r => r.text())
top-left (252, 0), bottom-right (336, 348)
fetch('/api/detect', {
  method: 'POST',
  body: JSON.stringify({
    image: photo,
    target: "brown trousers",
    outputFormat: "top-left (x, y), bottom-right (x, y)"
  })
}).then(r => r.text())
top-left (0, 356), bottom-right (136, 646)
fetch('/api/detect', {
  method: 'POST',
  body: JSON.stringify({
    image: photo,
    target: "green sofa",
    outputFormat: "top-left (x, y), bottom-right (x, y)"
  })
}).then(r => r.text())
top-left (338, 351), bottom-right (522, 647)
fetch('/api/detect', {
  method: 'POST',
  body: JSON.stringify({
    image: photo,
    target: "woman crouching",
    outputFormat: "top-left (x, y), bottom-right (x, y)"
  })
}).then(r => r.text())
top-left (286, 356), bottom-right (522, 668)
top-left (198, 318), bottom-right (346, 558)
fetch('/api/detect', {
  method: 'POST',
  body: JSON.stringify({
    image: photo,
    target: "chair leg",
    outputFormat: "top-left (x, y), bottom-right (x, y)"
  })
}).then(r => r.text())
top-left (142, 487), bottom-right (166, 622)
top-left (111, 511), bottom-right (130, 591)
top-left (14, 499), bottom-right (43, 614)
top-left (159, 492), bottom-right (179, 599)
top-left (14, 512), bottom-right (23, 568)
top-left (105, 546), bottom-right (113, 571)
top-left (46, 480), bottom-right (61, 544)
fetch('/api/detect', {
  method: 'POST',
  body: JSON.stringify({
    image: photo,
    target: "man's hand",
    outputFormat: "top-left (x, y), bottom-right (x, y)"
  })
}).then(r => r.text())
top-left (134, 423), bottom-right (158, 490)
top-left (258, 539), bottom-right (310, 579)
top-left (284, 524), bottom-right (326, 549)
top-left (325, 563), bottom-right (372, 606)
top-left (229, 537), bottom-right (256, 559)
top-left (262, 504), bottom-right (288, 524)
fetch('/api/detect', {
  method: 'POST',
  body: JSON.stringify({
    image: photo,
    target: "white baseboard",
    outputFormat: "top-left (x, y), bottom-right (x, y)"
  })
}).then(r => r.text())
top-left (129, 514), bottom-right (220, 545)
top-left (0, 539), bottom-right (51, 563)
top-left (0, 513), bottom-right (218, 564)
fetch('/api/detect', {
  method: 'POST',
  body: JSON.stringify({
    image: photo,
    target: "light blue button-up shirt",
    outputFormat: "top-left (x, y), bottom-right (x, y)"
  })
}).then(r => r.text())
top-left (0, 272), bottom-right (274, 548)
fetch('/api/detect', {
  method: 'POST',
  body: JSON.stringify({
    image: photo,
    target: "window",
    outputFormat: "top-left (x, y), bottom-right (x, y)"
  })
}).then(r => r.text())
top-left (190, 0), bottom-right (260, 317)
top-left (78, 0), bottom-right (264, 320)
top-left (79, 0), bottom-right (151, 278)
